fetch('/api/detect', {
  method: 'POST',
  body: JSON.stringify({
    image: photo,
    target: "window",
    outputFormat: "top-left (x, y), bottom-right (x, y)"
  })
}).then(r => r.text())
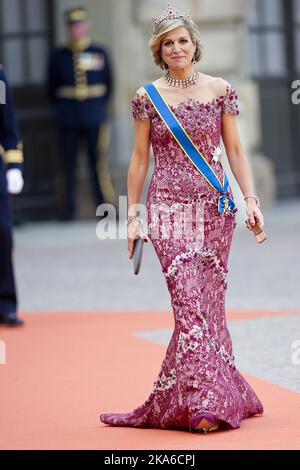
top-left (294, 0), bottom-right (300, 73)
top-left (0, 0), bottom-right (52, 86)
top-left (247, 0), bottom-right (287, 77)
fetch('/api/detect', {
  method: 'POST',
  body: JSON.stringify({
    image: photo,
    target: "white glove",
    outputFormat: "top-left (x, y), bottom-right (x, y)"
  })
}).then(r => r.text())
top-left (6, 169), bottom-right (24, 194)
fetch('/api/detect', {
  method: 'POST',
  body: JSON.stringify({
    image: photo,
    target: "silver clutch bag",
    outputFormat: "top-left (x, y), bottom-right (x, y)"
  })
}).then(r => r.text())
top-left (133, 236), bottom-right (144, 275)
top-left (132, 218), bottom-right (145, 275)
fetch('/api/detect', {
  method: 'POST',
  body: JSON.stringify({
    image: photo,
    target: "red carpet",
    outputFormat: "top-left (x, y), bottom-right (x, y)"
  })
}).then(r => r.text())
top-left (0, 310), bottom-right (299, 450)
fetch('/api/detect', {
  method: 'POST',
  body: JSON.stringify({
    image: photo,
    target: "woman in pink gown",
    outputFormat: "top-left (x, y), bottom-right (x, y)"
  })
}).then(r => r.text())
top-left (100, 3), bottom-right (264, 433)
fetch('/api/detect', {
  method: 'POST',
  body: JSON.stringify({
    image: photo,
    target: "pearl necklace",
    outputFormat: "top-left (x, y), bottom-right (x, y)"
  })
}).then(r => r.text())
top-left (165, 70), bottom-right (200, 88)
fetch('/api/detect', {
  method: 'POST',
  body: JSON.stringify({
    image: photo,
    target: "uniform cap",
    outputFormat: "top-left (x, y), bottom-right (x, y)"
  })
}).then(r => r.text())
top-left (65, 7), bottom-right (89, 23)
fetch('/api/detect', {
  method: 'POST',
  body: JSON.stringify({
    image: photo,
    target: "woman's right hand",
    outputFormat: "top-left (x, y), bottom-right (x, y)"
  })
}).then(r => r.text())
top-left (245, 200), bottom-right (264, 231)
top-left (127, 218), bottom-right (148, 259)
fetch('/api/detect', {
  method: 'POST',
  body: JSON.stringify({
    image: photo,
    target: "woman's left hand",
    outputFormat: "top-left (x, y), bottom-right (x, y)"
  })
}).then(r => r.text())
top-left (245, 200), bottom-right (264, 230)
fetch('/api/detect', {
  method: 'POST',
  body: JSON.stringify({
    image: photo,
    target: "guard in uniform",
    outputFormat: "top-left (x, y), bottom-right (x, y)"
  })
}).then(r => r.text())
top-left (0, 66), bottom-right (24, 326)
top-left (48, 6), bottom-right (117, 220)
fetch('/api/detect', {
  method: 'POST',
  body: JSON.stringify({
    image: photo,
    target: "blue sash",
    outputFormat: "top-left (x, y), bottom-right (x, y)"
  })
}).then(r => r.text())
top-left (143, 82), bottom-right (236, 215)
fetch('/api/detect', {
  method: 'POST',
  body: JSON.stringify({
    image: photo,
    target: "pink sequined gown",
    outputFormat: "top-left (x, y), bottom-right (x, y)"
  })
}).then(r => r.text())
top-left (100, 81), bottom-right (264, 431)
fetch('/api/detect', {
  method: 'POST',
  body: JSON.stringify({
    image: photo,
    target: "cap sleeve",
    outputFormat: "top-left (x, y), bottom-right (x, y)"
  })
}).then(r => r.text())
top-left (221, 84), bottom-right (240, 116)
top-left (131, 88), bottom-right (151, 121)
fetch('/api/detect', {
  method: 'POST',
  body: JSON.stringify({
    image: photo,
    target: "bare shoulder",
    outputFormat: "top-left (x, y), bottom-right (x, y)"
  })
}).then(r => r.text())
top-left (135, 76), bottom-right (165, 96)
top-left (134, 86), bottom-right (147, 98)
top-left (152, 76), bottom-right (168, 89)
top-left (209, 76), bottom-right (232, 96)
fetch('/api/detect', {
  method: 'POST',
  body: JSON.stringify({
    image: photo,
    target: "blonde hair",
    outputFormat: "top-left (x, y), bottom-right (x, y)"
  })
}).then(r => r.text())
top-left (148, 18), bottom-right (203, 70)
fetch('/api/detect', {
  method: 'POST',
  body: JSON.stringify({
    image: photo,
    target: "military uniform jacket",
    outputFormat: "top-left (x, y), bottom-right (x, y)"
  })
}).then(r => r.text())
top-left (0, 66), bottom-right (23, 195)
top-left (48, 41), bottom-right (113, 128)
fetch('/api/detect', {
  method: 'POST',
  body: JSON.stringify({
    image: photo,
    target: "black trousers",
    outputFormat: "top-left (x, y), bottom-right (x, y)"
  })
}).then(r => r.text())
top-left (58, 126), bottom-right (105, 218)
top-left (0, 194), bottom-right (17, 315)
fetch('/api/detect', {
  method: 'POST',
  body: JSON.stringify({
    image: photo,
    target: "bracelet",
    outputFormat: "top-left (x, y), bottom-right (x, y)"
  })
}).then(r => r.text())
top-left (127, 215), bottom-right (140, 226)
top-left (244, 195), bottom-right (260, 207)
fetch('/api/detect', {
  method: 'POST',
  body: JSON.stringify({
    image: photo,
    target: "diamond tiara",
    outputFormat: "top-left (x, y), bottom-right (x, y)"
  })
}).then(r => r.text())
top-left (152, 1), bottom-right (195, 35)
